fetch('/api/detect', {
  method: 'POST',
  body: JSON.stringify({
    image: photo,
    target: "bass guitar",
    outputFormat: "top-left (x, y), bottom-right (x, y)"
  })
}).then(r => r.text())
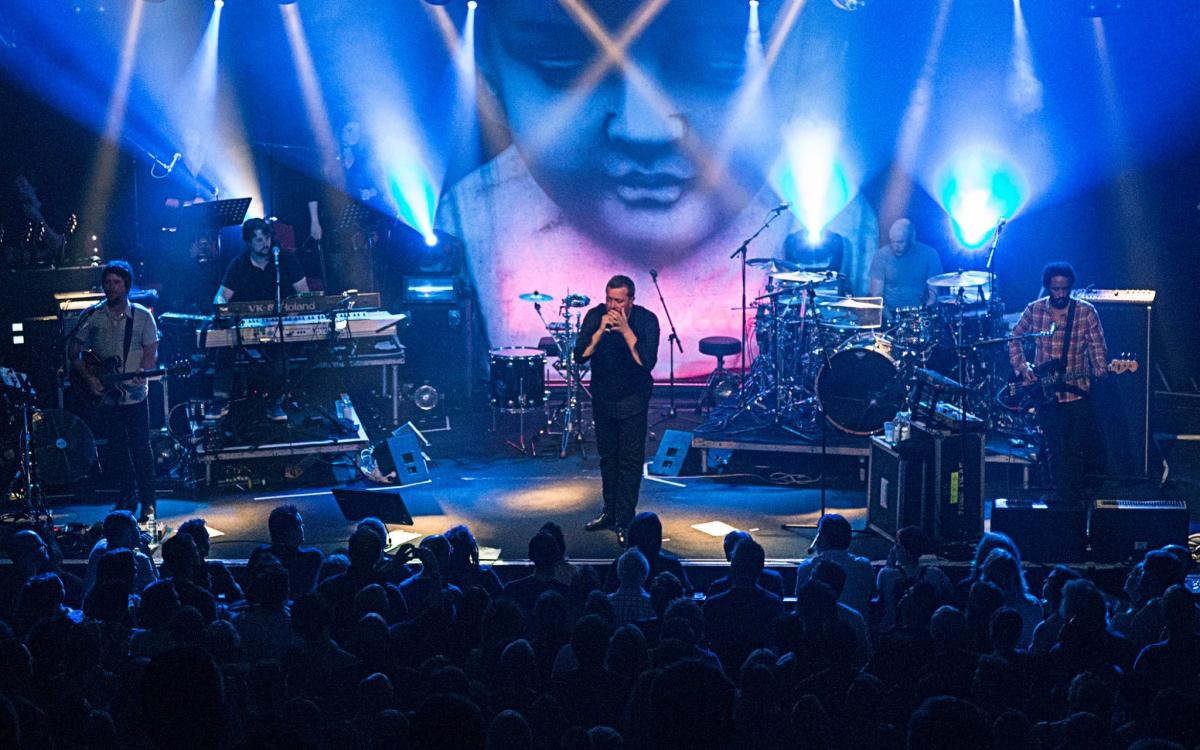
top-left (996, 357), bottom-right (1137, 411)
top-left (79, 352), bottom-right (190, 407)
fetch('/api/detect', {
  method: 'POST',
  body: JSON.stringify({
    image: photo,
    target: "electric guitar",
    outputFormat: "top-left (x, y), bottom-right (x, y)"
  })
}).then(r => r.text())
top-left (79, 352), bottom-right (190, 407)
top-left (996, 357), bottom-right (1138, 411)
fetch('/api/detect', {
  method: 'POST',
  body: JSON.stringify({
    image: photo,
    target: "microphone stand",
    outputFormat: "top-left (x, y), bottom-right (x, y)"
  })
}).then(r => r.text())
top-left (730, 206), bottom-right (788, 387)
top-left (273, 246), bottom-right (291, 420)
top-left (649, 269), bottom-right (690, 425)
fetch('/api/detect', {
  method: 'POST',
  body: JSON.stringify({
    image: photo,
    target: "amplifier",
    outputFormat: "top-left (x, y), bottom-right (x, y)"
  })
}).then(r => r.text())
top-left (1089, 499), bottom-right (1188, 563)
top-left (1084, 292), bottom-right (1153, 477)
top-left (991, 499), bottom-right (1088, 563)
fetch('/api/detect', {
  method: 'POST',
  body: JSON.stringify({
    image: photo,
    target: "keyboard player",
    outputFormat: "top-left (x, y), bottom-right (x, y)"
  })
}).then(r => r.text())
top-left (212, 218), bottom-right (310, 421)
top-left (214, 218), bottom-right (310, 305)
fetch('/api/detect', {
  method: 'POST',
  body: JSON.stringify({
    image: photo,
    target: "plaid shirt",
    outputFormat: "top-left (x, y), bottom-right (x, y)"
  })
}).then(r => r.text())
top-left (608, 588), bottom-right (655, 625)
top-left (1008, 297), bottom-right (1107, 402)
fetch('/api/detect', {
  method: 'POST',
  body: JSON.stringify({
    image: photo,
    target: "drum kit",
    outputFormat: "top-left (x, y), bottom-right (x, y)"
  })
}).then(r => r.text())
top-left (488, 291), bottom-right (593, 457)
top-left (714, 262), bottom-right (1029, 439)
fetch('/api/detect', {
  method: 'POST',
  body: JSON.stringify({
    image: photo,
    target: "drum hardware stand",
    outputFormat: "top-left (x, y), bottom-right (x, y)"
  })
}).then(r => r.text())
top-left (649, 269), bottom-right (693, 426)
top-left (530, 297), bottom-right (592, 458)
top-left (730, 204), bottom-right (789, 387)
top-left (1, 372), bottom-right (51, 523)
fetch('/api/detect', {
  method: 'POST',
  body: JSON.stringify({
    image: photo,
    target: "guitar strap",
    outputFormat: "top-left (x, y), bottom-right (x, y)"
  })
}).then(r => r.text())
top-left (122, 312), bottom-right (135, 370)
top-left (1059, 299), bottom-right (1076, 371)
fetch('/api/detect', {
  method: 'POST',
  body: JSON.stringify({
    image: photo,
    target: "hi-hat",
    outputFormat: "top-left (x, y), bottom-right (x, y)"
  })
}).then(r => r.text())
top-left (927, 270), bottom-right (991, 288)
top-left (519, 291), bottom-right (554, 303)
top-left (770, 270), bottom-right (837, 284)
top-left (563, 293), bottom-right (591, 308)
top-left (747, 257), bottom-right (799, 273)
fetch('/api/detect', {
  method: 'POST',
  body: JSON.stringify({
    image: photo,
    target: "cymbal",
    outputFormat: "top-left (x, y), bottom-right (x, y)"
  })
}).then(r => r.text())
top-left (927, 270), bottom-right (991, 288)
top-left (820, 297), bottom-right (883, 310)
top-left (563, 293), bottom-right (591, 308)
top-left (770, 270), bottom-right (837, 284)
top-left (519, 292), bottom-right (554, 303)
top-left (747, 257), bottom-right (799, 273)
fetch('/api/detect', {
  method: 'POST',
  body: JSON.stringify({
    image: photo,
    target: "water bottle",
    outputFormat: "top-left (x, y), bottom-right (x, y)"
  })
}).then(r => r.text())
top-left (146, 506), bottom-right (158, 543)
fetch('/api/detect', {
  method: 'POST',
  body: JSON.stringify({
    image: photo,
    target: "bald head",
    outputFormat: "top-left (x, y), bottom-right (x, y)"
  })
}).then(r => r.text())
top-left (889, 219), bottom-right (915, 255)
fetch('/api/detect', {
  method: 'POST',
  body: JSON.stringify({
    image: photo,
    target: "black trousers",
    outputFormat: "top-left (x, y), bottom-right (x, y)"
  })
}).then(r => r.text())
top-left (593, 400), bottom-right (649, 529)
top-left (92, 400), bottom-right (156, 515)
top-left (1037, 397), bottom-right (1104, 504)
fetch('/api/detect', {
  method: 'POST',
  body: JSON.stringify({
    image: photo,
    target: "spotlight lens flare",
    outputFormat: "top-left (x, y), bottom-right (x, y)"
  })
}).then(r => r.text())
top-left (424, 233), bottom-right (439, 248)
top-left (936, 151), bottom-right (1026, 249)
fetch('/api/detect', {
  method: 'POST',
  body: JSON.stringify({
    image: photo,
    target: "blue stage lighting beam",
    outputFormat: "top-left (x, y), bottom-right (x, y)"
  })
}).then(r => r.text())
top-left (879, 0), bottom-right (953, 225)
top-left (1008, 0), bottom-right (1043, 117)
top-left (82, 0), bottom-right (146, 238)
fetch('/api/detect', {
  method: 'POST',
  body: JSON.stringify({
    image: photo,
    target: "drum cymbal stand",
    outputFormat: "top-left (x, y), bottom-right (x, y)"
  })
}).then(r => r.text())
top-left (537, 303), bottom-right (591, 458)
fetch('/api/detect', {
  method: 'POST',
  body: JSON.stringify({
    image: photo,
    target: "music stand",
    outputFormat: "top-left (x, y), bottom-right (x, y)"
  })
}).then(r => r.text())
top-left (332, 488), bottom-right (414, 526)
top-left (177, 197), bottom-right (252, 263)
top-left (335, 202), bottom-right (378, 233)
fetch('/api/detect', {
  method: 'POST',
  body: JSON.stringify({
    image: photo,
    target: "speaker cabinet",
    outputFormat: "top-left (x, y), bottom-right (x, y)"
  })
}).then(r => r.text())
top-left (1088, 298), bottom-right (1152, 477)
top-left (1089, 499), bottom-right (1188, 563)
top-left (991, 499), bottom-right (1088, 563)
top-left (649, 429), bottom-right (698, 477)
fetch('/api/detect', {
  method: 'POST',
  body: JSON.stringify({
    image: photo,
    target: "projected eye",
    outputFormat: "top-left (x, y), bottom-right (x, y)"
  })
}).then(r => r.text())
top-left (528, 55), bottom-right (589, 87)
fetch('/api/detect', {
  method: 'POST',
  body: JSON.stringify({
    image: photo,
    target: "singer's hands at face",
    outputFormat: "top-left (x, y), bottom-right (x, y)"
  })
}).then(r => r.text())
top-left (605, 307), bottom-right (630, 335)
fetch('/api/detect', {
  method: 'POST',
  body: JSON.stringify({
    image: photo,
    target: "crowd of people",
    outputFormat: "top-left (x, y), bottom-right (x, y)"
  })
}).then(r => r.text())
top-left (1, 507), bottom-right (1198, 750)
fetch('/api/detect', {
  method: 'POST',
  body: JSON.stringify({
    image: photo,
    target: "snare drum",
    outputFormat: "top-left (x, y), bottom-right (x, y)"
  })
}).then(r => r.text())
top-left (814, 334), bottom-right (905, 435)
top-left (489, 348), bottom-right (546, 412)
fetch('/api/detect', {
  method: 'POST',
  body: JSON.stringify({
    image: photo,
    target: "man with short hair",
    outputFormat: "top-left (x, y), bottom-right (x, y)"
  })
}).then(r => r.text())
top-left (82, 510), bottom-right (158, 598)
top-left (608, 548), bottom-right (655, 625)
top-left (575, 275), bottom-right (660, 543)
top-left (793, 514), bottom-right (875, 618)
top-left (256, 505), bottom-right (324, 597)
top-left (68, 260), bottom-right (159, 520)
top-left (868, 218), bottom-right (943, 312)
top-left (702, 539), bottom-right (783, 674)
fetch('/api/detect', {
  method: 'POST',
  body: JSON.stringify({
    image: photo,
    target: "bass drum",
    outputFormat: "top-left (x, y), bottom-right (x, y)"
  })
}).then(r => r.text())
top-left (488, 348), bottom-right (546, 413)
top-left (815, 334), bottom-right (906, 435)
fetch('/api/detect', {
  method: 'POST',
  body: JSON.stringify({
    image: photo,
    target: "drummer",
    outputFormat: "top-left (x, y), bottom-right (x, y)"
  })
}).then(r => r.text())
top-left (868, 218), bottom-right (943, 313)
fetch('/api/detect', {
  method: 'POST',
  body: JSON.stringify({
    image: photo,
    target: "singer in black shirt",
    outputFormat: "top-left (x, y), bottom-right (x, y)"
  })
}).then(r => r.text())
top-left (574, 275), bottom-right (660, 542)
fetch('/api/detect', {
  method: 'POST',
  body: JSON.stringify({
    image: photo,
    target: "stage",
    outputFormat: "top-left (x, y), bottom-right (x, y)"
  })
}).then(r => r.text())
top-left (36, 399), bottom-right (1200, 570)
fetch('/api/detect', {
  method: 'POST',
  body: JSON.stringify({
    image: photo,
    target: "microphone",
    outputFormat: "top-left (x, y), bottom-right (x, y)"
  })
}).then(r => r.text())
top-left (770, 202), bottom-right (790, 214)
top-left (272, 245), bottom-right (280, 261)
top-left (649, 268), bottom-right (658, 280)
top-left (166, 152), bottom-right (182, 173)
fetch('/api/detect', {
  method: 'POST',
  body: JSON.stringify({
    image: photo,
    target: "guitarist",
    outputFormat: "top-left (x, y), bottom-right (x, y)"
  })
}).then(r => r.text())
top-left (1007, 262), bottom-right (1108, 505)
top-left (67, 260), bottom-right (159, 522)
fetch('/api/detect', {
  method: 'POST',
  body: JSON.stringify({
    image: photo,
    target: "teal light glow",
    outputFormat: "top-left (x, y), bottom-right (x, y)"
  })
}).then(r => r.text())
top-left (771, 123), bottom-right (852, 243)
top-left (936, 151), bottom-right (1026, 248)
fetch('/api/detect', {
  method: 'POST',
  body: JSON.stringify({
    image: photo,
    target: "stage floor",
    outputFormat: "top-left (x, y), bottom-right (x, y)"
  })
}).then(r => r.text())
top-left (42, 405), bottom-right (1200, 567)
top-left (46, 408), bottom-right (890, 565)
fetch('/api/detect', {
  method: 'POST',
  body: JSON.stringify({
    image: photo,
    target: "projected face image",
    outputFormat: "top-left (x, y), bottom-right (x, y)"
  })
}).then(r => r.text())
top-left (482, 0), bottom-right (779, 255)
